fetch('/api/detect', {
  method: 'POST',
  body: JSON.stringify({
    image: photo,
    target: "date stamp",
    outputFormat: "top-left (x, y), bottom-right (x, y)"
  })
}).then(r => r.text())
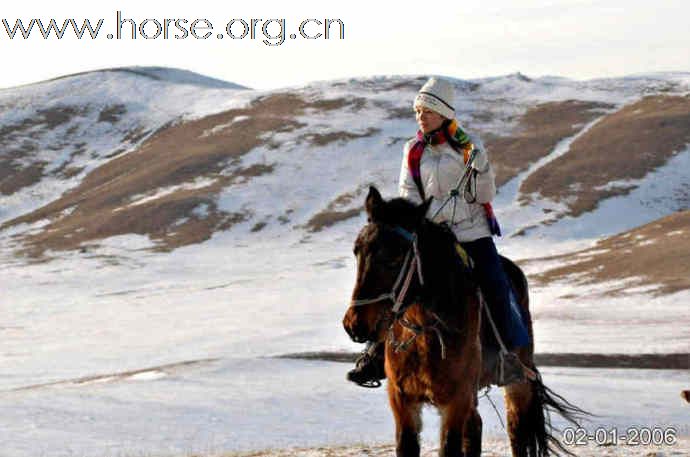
top-left (562, 426), bottom-right (678, 446)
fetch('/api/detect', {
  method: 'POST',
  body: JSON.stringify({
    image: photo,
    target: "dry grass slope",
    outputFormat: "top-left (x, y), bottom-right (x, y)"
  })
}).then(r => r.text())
top-left (483, 100), bottom-right (612, 187)
top-left (521, 95), bottom-right (690, 216)
top-left (531, 210), bottom-right (690, 295)
top-left (304, 188), bottom-right (367, 232)
top-left (0, 106), bottom-right (85, 195)
top-left (2, 93), bottom-right (369, 258)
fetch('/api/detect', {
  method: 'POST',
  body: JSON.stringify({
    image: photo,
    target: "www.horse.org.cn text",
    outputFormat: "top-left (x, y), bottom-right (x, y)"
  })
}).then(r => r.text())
top-left (1, 11), bottom-right (346, 46)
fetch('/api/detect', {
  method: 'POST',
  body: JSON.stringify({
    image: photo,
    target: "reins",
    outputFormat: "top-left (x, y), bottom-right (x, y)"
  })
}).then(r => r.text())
top-left (391, 314), bottom-right (449, 359)
top-left (349, 226), bottom-right (424, 312)
top-left (430, 148), bottom-right (478, 221)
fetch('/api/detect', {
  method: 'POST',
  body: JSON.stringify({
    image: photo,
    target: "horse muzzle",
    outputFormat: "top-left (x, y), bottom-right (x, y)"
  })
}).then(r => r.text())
top-left (342, 305), bottom-right (375, 343)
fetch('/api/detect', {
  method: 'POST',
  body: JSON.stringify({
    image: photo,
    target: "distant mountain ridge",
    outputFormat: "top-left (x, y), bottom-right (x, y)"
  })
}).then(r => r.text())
top-left (2, 66), bottom-right (249, 91)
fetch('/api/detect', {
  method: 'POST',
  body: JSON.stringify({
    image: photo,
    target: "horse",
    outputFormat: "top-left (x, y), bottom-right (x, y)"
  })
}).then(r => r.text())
top-left (342, 186), bottom-right (585, 457)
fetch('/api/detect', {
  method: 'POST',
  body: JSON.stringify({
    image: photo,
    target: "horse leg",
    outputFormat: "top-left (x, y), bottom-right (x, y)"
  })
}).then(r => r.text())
top-left (463, 407), bottom-right (482, 457)
top-left (439, 395), bottom-right (473, 457)
top-left (504, 380), bottom-right (535, 457)
top-left (389, 385), bottom-right (422, 457)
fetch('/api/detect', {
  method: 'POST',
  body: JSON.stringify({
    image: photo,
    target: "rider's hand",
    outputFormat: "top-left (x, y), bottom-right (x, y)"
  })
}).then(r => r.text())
top-left (471, 148), bottom-right (490, 174)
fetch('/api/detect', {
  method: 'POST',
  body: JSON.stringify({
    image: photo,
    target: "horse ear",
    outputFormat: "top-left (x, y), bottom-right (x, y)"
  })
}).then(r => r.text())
top-left (365, 186), bottom-right (384, 221)
top-left (416, 197), bottom-right (432, 224)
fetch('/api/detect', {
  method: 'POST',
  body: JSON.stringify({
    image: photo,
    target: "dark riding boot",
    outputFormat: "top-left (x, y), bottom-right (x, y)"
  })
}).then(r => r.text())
top-left (347, 341), bottom-right (386, 388)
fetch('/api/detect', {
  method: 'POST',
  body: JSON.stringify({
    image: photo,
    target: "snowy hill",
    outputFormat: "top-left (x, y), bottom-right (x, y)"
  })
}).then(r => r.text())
top-left (1, 67), bottom-right (688, 350)
top-left (2, 71), bottom-right (688, 257)
top-left (0, 66), bottom-right (252, 227)
top-left (0, 68), bottom-right (688, 457)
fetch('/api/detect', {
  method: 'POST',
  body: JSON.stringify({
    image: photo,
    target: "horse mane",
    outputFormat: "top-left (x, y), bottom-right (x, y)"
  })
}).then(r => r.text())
top-left (382, 197), bottom-right (477, 324)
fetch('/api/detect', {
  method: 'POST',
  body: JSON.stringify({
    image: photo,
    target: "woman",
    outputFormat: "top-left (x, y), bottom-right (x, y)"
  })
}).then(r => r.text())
top-left (347, 77), bottom-right (529, 387)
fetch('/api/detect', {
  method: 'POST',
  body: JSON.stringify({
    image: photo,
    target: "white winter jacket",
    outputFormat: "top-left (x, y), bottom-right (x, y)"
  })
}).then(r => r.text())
top-left (398, 136), bottom-right (496, 242)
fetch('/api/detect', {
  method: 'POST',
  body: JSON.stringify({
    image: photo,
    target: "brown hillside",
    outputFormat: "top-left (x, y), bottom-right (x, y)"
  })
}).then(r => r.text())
top-left (483, 100), bottom-right (612, 187)
top-left (2, 93), bottom-right (370, 259)
top-left (4, 81), bottom-right (689, 260)
top-left (531, 210), bottom-right (690, 295)
top-left (0, 106), bottom-right (86, 195)
top-left (0, 103), bottom-right (158, 197)
top-left (303, 187), bottom-right (368, 232)
top-left (520, 95), bottom-right (690, 216)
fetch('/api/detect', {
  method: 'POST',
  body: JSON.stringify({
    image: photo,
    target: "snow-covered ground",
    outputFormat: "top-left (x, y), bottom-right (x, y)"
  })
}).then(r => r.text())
top-left (1, 220), bottom-right (688, 456)
top-left (1, 71), bottom-right (689, 456)
top-left (234, 439), bottom-right (690, 457)
top-left (1, 359), bottom-right (688, 457)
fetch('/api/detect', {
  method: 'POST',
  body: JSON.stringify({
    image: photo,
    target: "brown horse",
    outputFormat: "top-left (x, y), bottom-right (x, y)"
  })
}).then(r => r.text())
top-left (342, 187), bottom-right (585, 457)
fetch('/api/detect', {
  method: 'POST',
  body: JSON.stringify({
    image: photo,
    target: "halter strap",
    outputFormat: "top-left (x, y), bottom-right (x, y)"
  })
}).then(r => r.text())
top-left (349, 225), bottom-right (452, 360)
top-left (349, 226), bottom-right (423, 310)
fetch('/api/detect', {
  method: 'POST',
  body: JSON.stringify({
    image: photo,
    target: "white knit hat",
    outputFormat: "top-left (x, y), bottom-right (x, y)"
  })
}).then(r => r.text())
top-left (413, 77), bottom-right (455, 119)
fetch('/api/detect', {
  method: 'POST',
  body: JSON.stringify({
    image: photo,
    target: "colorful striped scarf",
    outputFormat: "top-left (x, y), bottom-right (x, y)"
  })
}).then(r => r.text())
top-left (408, 119), bottom-right (501, 236)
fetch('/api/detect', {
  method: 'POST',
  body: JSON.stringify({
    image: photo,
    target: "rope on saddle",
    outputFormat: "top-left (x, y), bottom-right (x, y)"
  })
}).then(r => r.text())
top-left (477, 290), bottom-right (537, 382)
top-left (477, 290), bottom-right (509, 354)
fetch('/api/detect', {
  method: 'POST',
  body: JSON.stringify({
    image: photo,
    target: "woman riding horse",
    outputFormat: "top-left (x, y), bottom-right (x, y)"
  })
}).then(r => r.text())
top-left (343, 188), bottom-right (585, 456)
top-left (347, 76), bottom-right (529, 387)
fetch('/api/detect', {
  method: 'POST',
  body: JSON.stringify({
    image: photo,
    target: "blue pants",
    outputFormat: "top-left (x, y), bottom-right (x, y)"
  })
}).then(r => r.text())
top-left (460, 237), bottom-right (530, 350)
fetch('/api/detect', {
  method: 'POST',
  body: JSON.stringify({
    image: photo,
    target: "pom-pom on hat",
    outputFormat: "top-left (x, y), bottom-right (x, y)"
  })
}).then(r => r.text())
top-left (413, 77), bottom-right (455, 120)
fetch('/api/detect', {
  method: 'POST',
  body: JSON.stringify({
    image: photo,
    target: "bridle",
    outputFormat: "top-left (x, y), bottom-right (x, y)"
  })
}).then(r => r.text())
top-left (349, 225), bottom-right (424, 314)
top-left (348, 223), bottom-right (450, 359)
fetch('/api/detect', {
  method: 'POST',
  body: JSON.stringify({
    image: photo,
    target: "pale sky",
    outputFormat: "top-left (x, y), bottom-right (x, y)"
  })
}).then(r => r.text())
top-left (1, 0), bottom-right (688, 90)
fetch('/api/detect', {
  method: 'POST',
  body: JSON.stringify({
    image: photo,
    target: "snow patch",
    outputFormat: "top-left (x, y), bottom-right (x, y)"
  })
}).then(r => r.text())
top-left (200, 115), bottom-right (251, 138)
top-left (127, 178), bottom-right (217, 207)
top-left (127, 370), bottom-right (167, 381)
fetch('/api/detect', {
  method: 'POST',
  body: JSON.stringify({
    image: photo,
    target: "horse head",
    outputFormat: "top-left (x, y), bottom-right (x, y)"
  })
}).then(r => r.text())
top-left (342, 186), bottom-right (430, 343)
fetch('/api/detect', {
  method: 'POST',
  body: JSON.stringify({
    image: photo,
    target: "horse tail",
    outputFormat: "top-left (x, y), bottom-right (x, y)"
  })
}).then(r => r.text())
top-left (523, 368), bottom-right (590, 457)
top-left (499, 256), bottom-right (590, 456)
